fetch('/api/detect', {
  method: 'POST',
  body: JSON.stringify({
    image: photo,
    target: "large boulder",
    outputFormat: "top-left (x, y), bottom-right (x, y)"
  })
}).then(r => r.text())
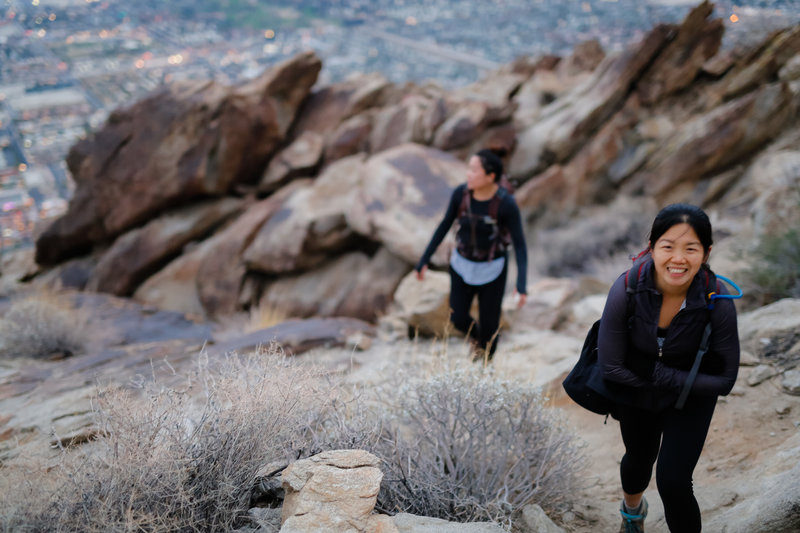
top-left (346, 143), bottom-right (464, 266)
top-left (257, 249), bottom-right (409, 321)
top-left (737, 299), bottom-right (800, 371)
top-left (132, 182), bottom-right (304, 318)
top-left (390, 270), bottom-right (453, 338)
top-left (370, 94), bottom-right (441, 153)
top-left (35, 52), bottom-right (321, 266)
top-left (244, 155), bottom-right (367, 274)
top-left (325, 112), bottom-right (374, 162)
top-left (258, 131), bottom-right (324, 194)
top-left (745, 150), bottom-right (800, 238)
top-left (86, 198), bottom-right (243, 296)
top-left (703, 434), bottom-right (800, 533)
top-left (290, 73), bottom-right (395, 139)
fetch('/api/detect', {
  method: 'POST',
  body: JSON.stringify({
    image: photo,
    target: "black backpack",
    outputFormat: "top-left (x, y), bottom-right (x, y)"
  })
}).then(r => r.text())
top-left (455, 176), bottom-right (515, 261)
top-left (562, 252), bottom-right (717, 418)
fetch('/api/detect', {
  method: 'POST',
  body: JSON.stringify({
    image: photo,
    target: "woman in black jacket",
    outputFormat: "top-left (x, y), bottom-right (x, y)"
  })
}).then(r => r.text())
top-left (415, 148), bottom-right (527, 361)
top-left (597, 204), bottom-right (740, 533)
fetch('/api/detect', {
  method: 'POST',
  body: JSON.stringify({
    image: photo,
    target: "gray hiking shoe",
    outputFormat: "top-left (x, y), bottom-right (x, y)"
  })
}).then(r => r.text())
top-left (618, 496), bottom-right (648, 533)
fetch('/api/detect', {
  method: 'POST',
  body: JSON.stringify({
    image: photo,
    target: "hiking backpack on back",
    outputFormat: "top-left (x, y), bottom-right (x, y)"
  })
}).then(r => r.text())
top-left (455, 178), bottom-right (514, 261)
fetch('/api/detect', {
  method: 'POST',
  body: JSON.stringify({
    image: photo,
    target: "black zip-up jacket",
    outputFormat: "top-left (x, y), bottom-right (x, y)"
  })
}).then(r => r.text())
top-left (416, 184), bottom-right (528, 294)
top-left (597, 259), bottom-right (739, 411)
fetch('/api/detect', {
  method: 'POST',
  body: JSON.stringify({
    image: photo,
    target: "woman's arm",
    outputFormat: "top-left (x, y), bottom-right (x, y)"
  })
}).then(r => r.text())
top-left (415, 186), bottom-right (462, 272)
top-left (652, 295), bottom-right (740, 396)
top-left (598, 274), bottom-right (653, 388)
top-left (502, 196), bottom-right (528, 295)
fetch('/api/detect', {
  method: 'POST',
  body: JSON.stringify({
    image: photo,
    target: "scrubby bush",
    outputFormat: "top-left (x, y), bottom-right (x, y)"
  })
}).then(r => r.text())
top-left (1, 351), bottom-right (584, 531)
top-left (0, 291), bottom-right (87, 358)
top-left (739, 228), bottom-right (800, 304)
top-left (313, 366), bottom-right (585, 526)
top-left (0, 349), bottom-right (340, 532)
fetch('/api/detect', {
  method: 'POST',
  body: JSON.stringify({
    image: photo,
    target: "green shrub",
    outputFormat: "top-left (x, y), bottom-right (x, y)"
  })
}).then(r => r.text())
top-left (740, 228), bottom-right (800, 304)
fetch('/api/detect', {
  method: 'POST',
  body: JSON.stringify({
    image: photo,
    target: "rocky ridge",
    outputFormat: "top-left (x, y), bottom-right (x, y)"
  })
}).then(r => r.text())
top-left (25, 1), bottom-right (799, 324)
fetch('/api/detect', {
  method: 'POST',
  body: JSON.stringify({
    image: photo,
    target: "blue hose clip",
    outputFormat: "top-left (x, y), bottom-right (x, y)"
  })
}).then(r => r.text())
top-left (707, 274), bottom-right (743, 310)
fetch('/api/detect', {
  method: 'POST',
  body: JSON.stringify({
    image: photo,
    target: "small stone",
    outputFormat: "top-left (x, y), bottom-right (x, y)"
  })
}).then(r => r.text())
top-left (776, 403), bottom-right (792, 415)
top-left (729, 385), bottom-right (746, 397)
top-left (781, 370), bottom-right (800, 395)
top-left (739, 349), bottom-right (759, 367)
top-left (747, 364), bottom-right (777, 386)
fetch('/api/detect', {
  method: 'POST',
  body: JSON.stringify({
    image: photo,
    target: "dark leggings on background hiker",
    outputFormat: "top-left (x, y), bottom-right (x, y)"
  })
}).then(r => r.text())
top-left (449, 263), bottom-right (507, 359)
top-left (617, 394), bottom-right (717, 533)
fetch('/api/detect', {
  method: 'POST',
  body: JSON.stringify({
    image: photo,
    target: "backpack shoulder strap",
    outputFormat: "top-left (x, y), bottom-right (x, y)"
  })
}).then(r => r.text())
top-left (625, 251), bottom-right (650, 295)
top-left (457, 186), bottom-right (471, 219)
top-left (623, 251), bottom-right (650, 319)
top-left (488, 189), bottom-right (503, 220)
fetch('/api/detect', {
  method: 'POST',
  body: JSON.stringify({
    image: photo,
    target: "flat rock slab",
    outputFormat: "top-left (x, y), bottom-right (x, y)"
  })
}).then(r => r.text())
top-left (209, 317), bottom-right (375, 356)
top-left (69, 292), bottom-right (214, 349)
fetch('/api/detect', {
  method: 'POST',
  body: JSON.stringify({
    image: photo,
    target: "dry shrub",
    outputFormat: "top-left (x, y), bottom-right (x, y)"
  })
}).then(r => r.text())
top-left (247, 301), bottom-right (289, 332)
top-left (0, 347), bottom-right (340, 533)
top-left (312, 365), bottom-right (586, 526)
top-left (1, 347), bottom-right (584, 531)
top-left (532, 199), bottom-right (653, 278)
top-left (0, 290), bottom-right (87, 358)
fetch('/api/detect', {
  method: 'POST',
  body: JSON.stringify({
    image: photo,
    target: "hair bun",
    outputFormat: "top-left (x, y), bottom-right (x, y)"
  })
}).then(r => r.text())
top-left (488, 146), bottom-right (508, 158)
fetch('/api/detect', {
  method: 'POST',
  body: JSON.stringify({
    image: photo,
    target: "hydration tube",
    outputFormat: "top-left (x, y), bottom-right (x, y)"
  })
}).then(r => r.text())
top-left (707, 274), bottom-right (744, 309)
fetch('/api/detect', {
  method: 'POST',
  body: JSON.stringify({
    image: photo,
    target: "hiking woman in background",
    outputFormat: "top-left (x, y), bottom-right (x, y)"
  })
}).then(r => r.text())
top-left (415, 147), bottom-right (527, 362)
top-left (597, 203), bottom-right (740, 533)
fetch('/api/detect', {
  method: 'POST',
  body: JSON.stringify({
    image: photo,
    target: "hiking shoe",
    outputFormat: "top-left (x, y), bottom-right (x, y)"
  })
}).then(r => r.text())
top-left (618, 496), bottom-right (648, 533)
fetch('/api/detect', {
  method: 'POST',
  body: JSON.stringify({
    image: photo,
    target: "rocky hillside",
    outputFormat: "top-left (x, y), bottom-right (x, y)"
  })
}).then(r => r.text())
top-left (25, 1), bottom-right (800, 322)
top-left (1, 1), bottom-right (799, 532)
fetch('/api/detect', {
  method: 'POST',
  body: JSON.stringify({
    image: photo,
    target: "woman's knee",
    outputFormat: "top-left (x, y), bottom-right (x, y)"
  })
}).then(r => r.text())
top-left (656, 468), bottom-right (693, 501)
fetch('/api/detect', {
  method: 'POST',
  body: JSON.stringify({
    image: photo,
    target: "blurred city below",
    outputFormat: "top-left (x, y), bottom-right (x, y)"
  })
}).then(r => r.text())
top-left (1, 0), bottom-right (798, 253)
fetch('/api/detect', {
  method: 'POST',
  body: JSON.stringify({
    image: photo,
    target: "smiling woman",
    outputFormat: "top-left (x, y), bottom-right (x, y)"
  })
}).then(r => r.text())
top-left (593, 203), bottom-right (740, 533)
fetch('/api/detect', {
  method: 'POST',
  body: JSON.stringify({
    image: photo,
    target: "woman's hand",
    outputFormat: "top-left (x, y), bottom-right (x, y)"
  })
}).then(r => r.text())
top-left (514, 290), bottom-right (527, 309)
top-left (416, 265), bottom-right (428, 281)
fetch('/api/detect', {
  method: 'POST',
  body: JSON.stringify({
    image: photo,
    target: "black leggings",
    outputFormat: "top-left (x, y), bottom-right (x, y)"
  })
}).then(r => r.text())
top-left (616, 394), bottom-right (717, 533)
top-left (448, 264), bottom-right (507, 359)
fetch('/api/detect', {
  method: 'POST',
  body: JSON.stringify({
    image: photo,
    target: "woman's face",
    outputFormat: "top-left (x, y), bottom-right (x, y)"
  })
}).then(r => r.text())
top-left (466, 156), bottom-right (495, 190)
top-left (651, 223), bottom-right (710, 295)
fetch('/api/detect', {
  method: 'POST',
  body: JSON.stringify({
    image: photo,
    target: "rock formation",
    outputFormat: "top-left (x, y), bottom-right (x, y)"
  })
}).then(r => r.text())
top-left (27, 3), bottom-right (799, 329)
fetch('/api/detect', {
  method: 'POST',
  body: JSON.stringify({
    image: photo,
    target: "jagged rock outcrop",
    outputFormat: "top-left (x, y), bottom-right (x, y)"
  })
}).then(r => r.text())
top-left (36, 52), bottom-right (322, 266)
